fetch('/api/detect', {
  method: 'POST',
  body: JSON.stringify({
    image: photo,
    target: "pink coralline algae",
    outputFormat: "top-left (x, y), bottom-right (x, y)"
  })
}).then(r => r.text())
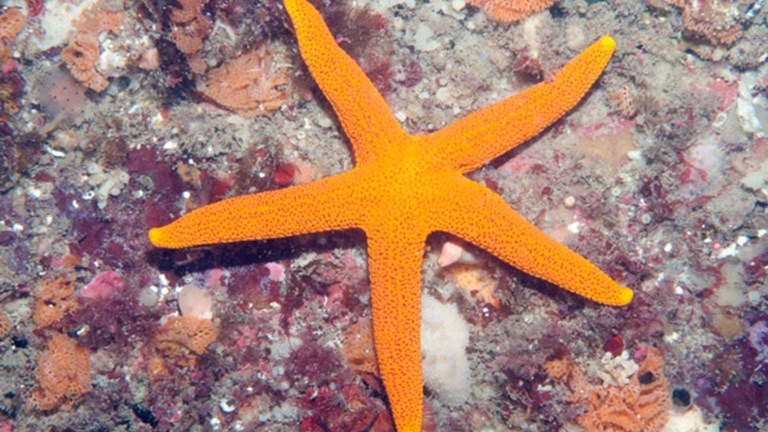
top-left (80, 271), bottom-right (124, 299)
top-left (265, 262), bottom-right (286, 282)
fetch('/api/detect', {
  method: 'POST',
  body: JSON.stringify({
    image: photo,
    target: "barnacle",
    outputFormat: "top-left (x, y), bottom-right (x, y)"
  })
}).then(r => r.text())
top-left (28, 333), bottom-right (91, 411)
top-left (0, 8), bottom-right (24, 41)
top-left (682, 2), bottom-right (741, 45)
top-left (148, 353), bottom-right (170, 382)
top-left (168, 0), bottom-right (211, 74)
top-left (342, 318), bottom-right (379, 375)
top-left (544, 347), bottom-right (671, 431)
top-left (542, 356), bottom-right (573, 381)
top-left (448, 263), bottom-right (501, 308)
top-left (608, 83), bottom-right (638, 119)
top-left (199, 45), bottom-right (289, 117)
top-left (155, 316), bottom-right (216, 364)
top-left (0, 8), bottom-right (24, 65)
top-left (33, 275), bottom-right (78, 328)
top-left (62, 33), bottom-right (109, 92)
top-left (467, 0), bottom-right (555, 22)
top-left (661, 0), bottom-right (742, 45)
top-left (61, 5), bottom-right (126, 91)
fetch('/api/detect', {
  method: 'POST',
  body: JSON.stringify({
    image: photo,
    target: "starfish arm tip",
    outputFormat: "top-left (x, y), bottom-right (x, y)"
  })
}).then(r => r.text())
top-left (617, 286), bottom-right (634, 306)
top-left (599, 35), bottom-right (616, 51)
top-left (148, 227), bottom-right (164, 247)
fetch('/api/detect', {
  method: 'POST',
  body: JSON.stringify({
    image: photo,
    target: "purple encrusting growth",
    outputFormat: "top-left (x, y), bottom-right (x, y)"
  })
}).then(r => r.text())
top-left (748, 320), bottom-right (768, 363)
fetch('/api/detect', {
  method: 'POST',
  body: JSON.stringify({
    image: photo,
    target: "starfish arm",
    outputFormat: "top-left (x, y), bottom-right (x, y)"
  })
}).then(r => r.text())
top-left (434, 177), bottom-right (633, 306)
top-left (365, 225), bottom-right (426, 432)
top-left (284, 0), bottom-right (405, 164)
top-left (148, 171), bottom-right (365, 249)
top-left (424, 36), bottom-right (616, 174)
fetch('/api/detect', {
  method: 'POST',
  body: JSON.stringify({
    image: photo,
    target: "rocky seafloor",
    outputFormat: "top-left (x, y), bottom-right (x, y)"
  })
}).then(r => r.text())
top-left (0, 0), bottom-right (767, 431)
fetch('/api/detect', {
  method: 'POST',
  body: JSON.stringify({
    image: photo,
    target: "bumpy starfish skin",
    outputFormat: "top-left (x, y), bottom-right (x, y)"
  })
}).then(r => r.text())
top-left (148, 0), bottom-right (634, 430)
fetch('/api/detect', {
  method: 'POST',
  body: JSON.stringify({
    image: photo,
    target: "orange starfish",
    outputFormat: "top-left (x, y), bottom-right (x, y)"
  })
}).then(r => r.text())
top-left (148, 0), bottom-right (633, 430)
